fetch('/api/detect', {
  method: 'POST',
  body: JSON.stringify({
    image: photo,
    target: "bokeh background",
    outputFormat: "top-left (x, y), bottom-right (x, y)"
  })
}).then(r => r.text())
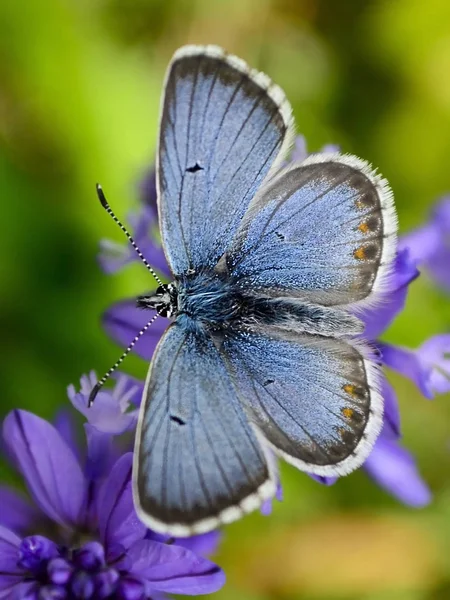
top-left (1, 0), bottom-right (450, 598)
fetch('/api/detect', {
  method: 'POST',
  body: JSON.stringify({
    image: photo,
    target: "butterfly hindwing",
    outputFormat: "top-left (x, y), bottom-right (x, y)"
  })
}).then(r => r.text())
top-left (219, 326), bottom-right (383, 476)
top-left (133, 324), bottom-right (275, 536)
top-left (226, 154), bottom-right (397, 307)
top-left (157, 45), bottom-right (294, 275)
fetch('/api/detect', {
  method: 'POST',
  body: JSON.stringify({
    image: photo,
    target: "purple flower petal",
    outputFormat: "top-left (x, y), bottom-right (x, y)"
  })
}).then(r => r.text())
top-left (0, 525), bottom-right (24, 596)
top-left (320, 143), bottom-right (341, 154)
top-left (98, 238), bottom-right (135, 274)
top-left (0, 524), bottom-right (21, 564)
top-left (68, 372), bottom-right (138, 435)
top-left (260, 479), bottom-right (283, 515)
top-left (134, 239), bottom-right (171, 276)
top-left (418, 335), bottom-right (450, 394)
top-left (98, 188), bottom-right (171, 278)
top-left (139, 169), bottom-right (158, 212)
top-left (173, 532), bottom-right (222, 558)
top-left (128, 539), bottom-right (225, 595)
top-left (364, 436), bottom-right (431, 507)
top-left (426, 245), bottom-right (450, 290)
top-left (433, 195), bottom-right (450, 229)
top-left (359, 248), bottom-right (419, 339)
top-left (98, 203), bottom-right (157, 275)
top-left (289, 136), bottom-right (339, 163)
top-left (399, 223), bottom-right (441, 266)
top-left (112, 372), bottom-right (144, 408)
top-left (2, 410), bottom-right (87, 529)
top-left (309, 474), bottom-right (338, 485)
top-left (103, 299), bottom-right (168, 361)
top-left (53, 410), bottom-right (81, 461)
top-left (0, 486), bottom-right (41, 535)
top-left (96, 453), bottom-right (146, 552)
top-left (401, 195), bottom-right (450, 290)
top-left (381, 335), bottom-right (450, 398)
top-left (382, 378), bottom-right (401, 439)
top-left (289, 136), bottom-right (308, 162)
top-left (84, 424), bottom-right (118, 481)
top-left (9, 582), bottom-right (38, 600)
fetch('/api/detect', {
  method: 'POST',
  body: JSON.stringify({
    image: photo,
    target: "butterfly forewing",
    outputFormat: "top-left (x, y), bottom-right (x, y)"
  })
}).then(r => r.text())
top-left (157, 45), bottom-right (294, 275)
top-left (133, 324), bottom-right (275, 536)
top-left (228, 154), bottom-right (397, 307)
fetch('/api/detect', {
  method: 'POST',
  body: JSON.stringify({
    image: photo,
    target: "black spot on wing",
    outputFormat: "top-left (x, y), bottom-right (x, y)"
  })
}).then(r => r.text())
top-left (186, 162), bottom-right (204, 173)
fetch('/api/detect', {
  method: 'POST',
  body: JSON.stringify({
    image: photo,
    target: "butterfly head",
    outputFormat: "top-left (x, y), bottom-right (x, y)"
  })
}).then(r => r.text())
top-left (136, 283), bottom-right (178, 318)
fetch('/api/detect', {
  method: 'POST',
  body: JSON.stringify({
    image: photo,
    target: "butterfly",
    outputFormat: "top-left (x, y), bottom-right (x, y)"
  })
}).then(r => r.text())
top-left (127, 45), bottom-right (398, 537)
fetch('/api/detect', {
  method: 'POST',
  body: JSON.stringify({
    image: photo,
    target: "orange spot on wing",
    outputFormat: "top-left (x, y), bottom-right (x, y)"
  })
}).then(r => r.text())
top-left (353, 246), bottom-right (366, 260)
top-left (342, 407), bottom-right (354, 419)
top-left (343, 384), bottom-right (356, 396)
top-left (358, 222), bottom-right (370, 234)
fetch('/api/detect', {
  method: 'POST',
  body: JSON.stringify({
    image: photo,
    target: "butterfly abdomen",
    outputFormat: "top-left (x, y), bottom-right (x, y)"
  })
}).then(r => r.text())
top-left (246, 297), bottom-right (364, 338)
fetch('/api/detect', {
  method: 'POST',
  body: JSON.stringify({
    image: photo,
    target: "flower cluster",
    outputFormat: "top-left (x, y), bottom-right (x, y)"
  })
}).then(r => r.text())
top-left (0, 385), bottom-right (224, 599)
top-left (100, 136), bottom-right (450, 507)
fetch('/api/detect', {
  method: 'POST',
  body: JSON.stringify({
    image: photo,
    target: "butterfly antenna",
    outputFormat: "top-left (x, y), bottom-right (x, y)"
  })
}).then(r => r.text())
top-left (96, 183), bottom-right (164, 287)
top-left (88, 313), bottom-right (159, 407)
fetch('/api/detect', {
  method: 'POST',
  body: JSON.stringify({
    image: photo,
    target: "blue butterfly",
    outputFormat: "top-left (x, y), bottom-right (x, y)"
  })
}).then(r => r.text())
top-left (102, 45), bottom-right (398, 537)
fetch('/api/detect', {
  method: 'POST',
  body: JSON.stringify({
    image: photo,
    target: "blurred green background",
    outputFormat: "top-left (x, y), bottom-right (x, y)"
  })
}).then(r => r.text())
top-left (1, 0), bottom-right (450, 598)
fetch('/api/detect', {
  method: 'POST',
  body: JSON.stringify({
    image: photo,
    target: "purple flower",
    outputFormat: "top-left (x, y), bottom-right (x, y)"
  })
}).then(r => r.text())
top-left (68, 371), bottom-right (141, 435)
top-left (99, 135), bottom-right (449, 509)
top-left (400, 195), bottom-right (450, 290)
top-left (0, 405), bottom-right (224, 599)
top-left (380, 335), bottom-right (450, 399)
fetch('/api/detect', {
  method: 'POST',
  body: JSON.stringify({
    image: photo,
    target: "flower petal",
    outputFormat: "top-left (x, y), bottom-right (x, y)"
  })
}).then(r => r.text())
top-left (382, 378), bottom-right (401, 439)
top-left (359, 248), bottom-right (419, 339)
top-left (364, 437), bottom-right (431, 507)
top-left (380, 343), bottom-right (427, 394)
top-left (0, 486), bottom-right (41, 535)
top-left (173, 532), bottom-right (222, 558)
top-left (53, 410), bottom-right (81, 461)
top-left (9, 582), bottom-right (38, 600)
top-left (381, 336), bottom-right (450, 398)
top-left (400, 195), bottom-right (450, 290)
top-left (139, 169), bottom-right (158, 212)
top-left (98, 194), bottom-right (170, 277)
top-left (2, 410), bottom-right (87, 528)
top-left (128, 539), bottom-right (225, 595)
top-left (97, 453), bottom-right (146, 552)
top-left (84, 424), bottom-right (118, 481)
top-left (418, 334), bottom-right (450, 395)
top-left (0, 525), bottom-right (24, 596)
top-left (134, 239), bottom-right (171, 276)
top-left (426, 246), bottom-right (450, 291)
top-left (399, 223), bottom-right (441, 265)
top-left (289, 136), bottom-right (308, 162)
top-left (102, 299), bottom-right (168, 361)
top-left (309, 474), bottom-right (338, 485)
top-left (68, 373), bottom-right (138, 435)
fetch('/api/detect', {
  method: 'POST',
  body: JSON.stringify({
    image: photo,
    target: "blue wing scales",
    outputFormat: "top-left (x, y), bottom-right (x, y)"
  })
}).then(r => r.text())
top-left (157, 45), bottom-right (294, 275)
top-left (219, 327), bottom-right (383, 476)
top-left (226, 154), bottom-right (397, 307)
top-left (133, 324), bottom-right (275, 536)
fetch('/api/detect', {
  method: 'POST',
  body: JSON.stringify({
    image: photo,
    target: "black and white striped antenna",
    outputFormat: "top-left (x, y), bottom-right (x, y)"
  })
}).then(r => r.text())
top-left (96, 184), bottom-right (163, 287)
top-left (88, 314), bottom-right (158, 407)
top-left (88, 184), bottom-right (162, 407)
